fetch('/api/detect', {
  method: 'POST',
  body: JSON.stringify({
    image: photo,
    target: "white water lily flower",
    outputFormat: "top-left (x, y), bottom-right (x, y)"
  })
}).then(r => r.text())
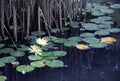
top-left (29, 45), bottom-right (42, 56)
top-left (22, 70), bottom-right (26, 74)
top-left (36, 38), bottom-right (48, 46)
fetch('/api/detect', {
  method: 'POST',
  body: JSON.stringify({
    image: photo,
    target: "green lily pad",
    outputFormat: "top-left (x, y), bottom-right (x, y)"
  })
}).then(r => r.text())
top-left (43, 36), bottom-right (57, 41)
top-left (0, 76), bottom-right (7, 81)
top-left (31, 31), bottom-right (46, 36)
top-left (72, 21), bottom-right (80, 28)
top-left (83, 23), bottom-right (99, 31)
top-left (31, 61), bottom-right (46, 68)
top-left (89, 42), bottom-right (107, 48)
top-left (101, 9), bottom-right (114, 14)
top-left (98, 16), bottom-right (112, 20)
top-left (25, 35), bottom-right (37, 40)
top-left (107, 28), bottom-right (120, 33)
top-left (110, 4), bottom-right (120, 9)
top-left (95, 30), bottom-right (110, 36)
top-left (64, 41), bottom-right (78, 47)
top-left (68, 37), bottom-right (82, 42)
top-left (53, 38), bottom-right (68, 43)
top-left (0, 36), bottom-right (9, 41)
top-left (102, 21), bottom-right (114, 25)
top-left (28, 55), bottom-right (42, 60)
top-left (82, 37), bottom-right (100, 44)
top-left (51, 28), bottom-right (60, 33)
top-left (41, 52), bottom-right (53, 57)
top-left (90, 18), bottom-right (103, 24)
top-left (92, 10), bottom-right (105, 16)
top-left (10, 51), bottom-right (25, 57)
top-left (0, 44), bottom-right (5, 48)
top-left (46, 60), bottom-right (64, 68)
top-left (98, 24), bottom-right (111, 29)
top-left (0, 48), bottom-right (14, 54)
top-left (52, 51), bottom-right (67, 57)
top-left (16, 65), bottom-right (35, 74)
top-left (0, 56), bottom-right (16, 63)
top-left (18, 45), bottom-right (29, 51)
top-left (80, 33), bottom-right (95, 37)
top-left (41, 43), bottom-right (55, 50)
top-left (0, 62), bottom-right (5, 67)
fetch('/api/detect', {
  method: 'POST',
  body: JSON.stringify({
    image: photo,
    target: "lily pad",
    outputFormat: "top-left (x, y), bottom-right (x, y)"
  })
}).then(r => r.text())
top-left (98, 16), bottom-right (112, 20)
top-left (51, 28), bottom-right (60, 33)
top-left (16, 65), bottom-right (35, 74)
top-left (80, 33), bottom-right (95, 37)
top-left (89, 42), bottom-right (107, 48)
top-left (107, 28), bottom-right (120, 33)
top-left (92, 10), bottom-right (105, 16)
top-left (0, 44), bottom-right (5, 48)
top-left (0, 56), bottom-right (16, 63)
top-left (52, 51), bottom-right (67, 57)
top-left (64, 41), bottom-right (78, 47)
top-left (110, 4), bottom-right (120, 9)
top-left (43, 36), bottom-right (57, 41)
top-left (28, 55), bottom-right (42, 60)
top-left (83, 23), bottom-right (99, 31)
top-left (101, 9), bottom-right (114, 14)
top-left (68, 37), bottom-right (82, 42)
top-left (95, 30), bottom-right (110, 36)
top-left (25, 35), bottom-right (37, 40)
top-left (82, 37), bottom-right (100, 44)
top-left (98, 24), bottom-right (111, 29)
top-left (53, 38), bottom-right (68, 43)
top-left (72, 21), bottom-right (80, 28)
top-left (10, 51), bottom-right (25, 57)
top-left (31, 31), bottom-right (46, 36)
top-left (0, 36), bottom-right (9, 41)
top-left (0, 76), bottom-right (7, 81)
top-left (31, 61), bottom-right (46, 68)
top-left (0, 48), bottom-right (14, 53)
top-left (0, 62), bottom-right (5, 67)
top-left (46, 60), bottom-right (64, 68)
top-left (18, 45), bottom-right (29, 51)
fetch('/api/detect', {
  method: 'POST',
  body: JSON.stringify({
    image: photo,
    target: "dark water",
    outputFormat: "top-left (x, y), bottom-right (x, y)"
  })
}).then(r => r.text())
top-left (4, 29), bottom-right (120, 81)
top-left (3, 0), bottom-right (120, 81)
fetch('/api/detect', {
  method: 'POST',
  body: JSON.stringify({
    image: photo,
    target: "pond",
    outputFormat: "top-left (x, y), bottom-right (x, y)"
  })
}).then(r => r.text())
top-left (1, 0), bottom-right (120, 81)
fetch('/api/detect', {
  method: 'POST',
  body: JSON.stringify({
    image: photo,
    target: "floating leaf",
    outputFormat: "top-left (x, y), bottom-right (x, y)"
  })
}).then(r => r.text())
top-left (31, 31), bottom-right (46, 36)
top-left (16, 65), bottom-right (35, 74)
top-left (0, 76), bottom-right (7, 81)
top-left (110, 4), bottom-right (120, 9)
top-left (28, 55), bottom-right (42, 60)
top-left (82, 37), bottom-right (100, 44)
top-left (43, 36), bottom-right (57, 41)
top-left (101, 9), bottom-right (114, 14)
top-left (64, 41), bottom-right (78, 47)
top-left (41, 43), bottom-right (55, 50)
top-left (46, 60), bottom-right (64, 68)
top-left (95, 30), bottom-right (110, 36)
top-left (53, 38), bottom-right (68, 43)
top-left (31, 61), bottom-right (46, 68)
top-left (0, 62), bottom-right (5, 67)
top-left (107, 28), bottom-right (120, 33)
top-left (0, 44), bottom-right (5, 48)
top-left (98, 16), bottom-right (112, 20)
top-left (83, 23), bottom-right (99, 31)
top-left (0, 48), bottom-right (14, 54)
top-left (25, 35), bottom-right (37, 40)
top-left (10, 51), bottom-right (25, 57)
top-left (0, 56), bottom-right (16, 63)
top-left (52, 51), bottom-right (67, 57)
top-left (98, 24), bottom-right (111, 29)
top-left (51, 28), bottom-right (60, 33)
top-left (18, 45), bottom-right (29, 51)
top-left (68, 37), bottom-right (82, 42)
top-left (0, 36), bottom-right (9, 41)
top-left (89, 42), bottom-right (107, 48)
top-left (76, 44), bottom-right (89, 50)
top-left (80, 33), bottom-right (95, 37)
top-left (72, 21), bottom-right (80, 28)
top-left (92, 10), bottom-right (105, 16)
top-left (101, 37), bottom-right (117, 44)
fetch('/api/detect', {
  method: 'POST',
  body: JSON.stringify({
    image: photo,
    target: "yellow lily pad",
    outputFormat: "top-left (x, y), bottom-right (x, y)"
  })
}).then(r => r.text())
top-left (76, 44), bottom-right (89, 50)
top-left (101, 37), bottom-right (117, 44)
